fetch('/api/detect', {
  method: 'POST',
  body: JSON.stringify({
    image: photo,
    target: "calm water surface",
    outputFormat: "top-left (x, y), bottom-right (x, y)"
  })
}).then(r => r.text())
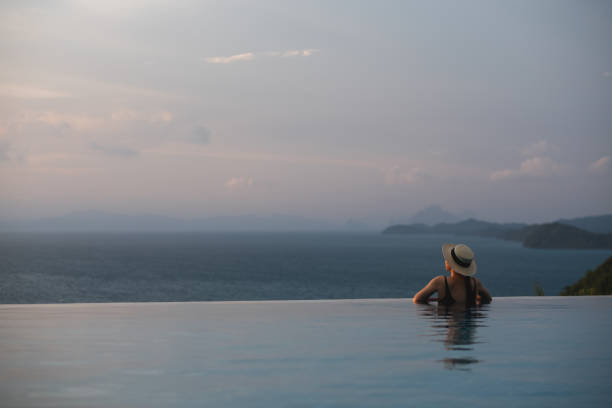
top-left (1, 297), bottom-right (610, 407)
top-left (1, 232), bottom-right (610, 303)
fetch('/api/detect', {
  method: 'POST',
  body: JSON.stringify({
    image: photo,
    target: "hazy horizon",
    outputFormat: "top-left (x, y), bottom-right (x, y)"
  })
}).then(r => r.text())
top-left (1, 1), bottom-right (611, 224)
top-left (2, 206), bottom-right (611, 232)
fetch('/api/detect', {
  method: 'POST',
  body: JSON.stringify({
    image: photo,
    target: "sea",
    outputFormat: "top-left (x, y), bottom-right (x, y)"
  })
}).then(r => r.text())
top-left (1, 232), bottom-right (610, 304)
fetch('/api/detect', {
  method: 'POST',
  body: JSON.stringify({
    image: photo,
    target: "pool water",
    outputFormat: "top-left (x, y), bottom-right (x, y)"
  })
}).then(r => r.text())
top-left (1, 297), bottom-right (610, 407)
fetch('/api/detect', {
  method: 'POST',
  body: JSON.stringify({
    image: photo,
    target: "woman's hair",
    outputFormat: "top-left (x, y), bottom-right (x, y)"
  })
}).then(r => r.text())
top-left (464, 277), bottom-right (477, 307)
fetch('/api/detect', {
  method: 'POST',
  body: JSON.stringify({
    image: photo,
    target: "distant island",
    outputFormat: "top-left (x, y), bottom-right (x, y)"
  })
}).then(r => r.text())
top-left (561, 256), bottom-right (612, 295)
top-left (388, 204), bottom-right (475, 226)
top-left (383, 215), bottom-right (612, 250)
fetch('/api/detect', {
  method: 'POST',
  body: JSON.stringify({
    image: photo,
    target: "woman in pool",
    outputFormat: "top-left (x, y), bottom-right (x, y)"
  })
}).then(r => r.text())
top-left (413, 243), bottom-right (492, 306)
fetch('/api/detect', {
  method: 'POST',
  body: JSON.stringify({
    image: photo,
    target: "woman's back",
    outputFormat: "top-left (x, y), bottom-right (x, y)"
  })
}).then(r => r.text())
top-left (437, 276), bottom-right (478, 307)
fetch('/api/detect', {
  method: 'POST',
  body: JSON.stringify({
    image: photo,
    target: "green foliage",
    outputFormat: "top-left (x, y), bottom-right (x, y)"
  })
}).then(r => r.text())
top-left (560, 256), bottom-right (612, 296)
top-left (521, 223), bottom-right (612, 249)
top-left (534, 282), bottom-right (544, 296)
top-left (382, 219), bottom-right (612, 249)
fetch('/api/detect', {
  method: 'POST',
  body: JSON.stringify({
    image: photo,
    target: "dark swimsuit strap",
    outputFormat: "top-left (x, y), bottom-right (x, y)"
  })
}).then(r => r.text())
top-left (440, 276), bottom-right (455, 306)
top-left (443, 276), bottom-right (477, 306)
top-left (464, 277), bottom-right (478, 307)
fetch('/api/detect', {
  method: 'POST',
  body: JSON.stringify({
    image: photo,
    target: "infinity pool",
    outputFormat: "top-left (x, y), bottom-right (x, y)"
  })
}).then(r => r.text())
top-left (1, 297), bottom-right (610, 407)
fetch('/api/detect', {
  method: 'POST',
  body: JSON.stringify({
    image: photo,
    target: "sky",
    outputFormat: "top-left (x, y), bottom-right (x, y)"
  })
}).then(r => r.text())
top-left (1, 0), bottom-right (611, 225)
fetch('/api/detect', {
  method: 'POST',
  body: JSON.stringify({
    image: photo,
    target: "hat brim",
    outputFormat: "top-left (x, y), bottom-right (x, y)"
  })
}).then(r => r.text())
top-left (442, 243), bottom-right (477, 277)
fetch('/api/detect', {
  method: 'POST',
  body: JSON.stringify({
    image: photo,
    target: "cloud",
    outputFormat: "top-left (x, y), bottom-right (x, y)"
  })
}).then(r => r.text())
top-left (382, 166), bottom-right (427, 185)
top-left (90, 142), bottom-right (139, 158)
top-left (15, 110), bottom-right (174, 133)
top-left (604, 72), bottom-right (612, 78)
top-left (225, 176), bottom-right (254, 189)
top-left (588, 156), bottom-right (610, 173)
top-left (110, 110), bottom-right (173, 123)
top-left (490, 156), bottom-right (561, 181)
top-left (0, 84), bottom-right (71, 99)
top-left (488, 169), bottom-right (515, 181)
top-left (205, 53), bottom-right (255, 64)
top-left (0, 141), bottom-right (10, 161)
top-left (205, 49), bottom-right (319, 64)
top-left (521, 140), bottom-right (558, 156)
top-left (301, 49), bottom-right (319, 56)
top-left (191, 126), bottom-right (211, 144)
top-left (36, 112), bottom-right (103, 132)
top-left (279, 49), bottom-right (320, 57)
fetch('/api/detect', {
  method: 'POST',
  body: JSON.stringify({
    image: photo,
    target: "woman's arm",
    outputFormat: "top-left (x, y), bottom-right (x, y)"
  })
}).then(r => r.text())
top-left (413, 277), bottom-right (441, 304)
top-left (476, 279), bottom-right (492, 304)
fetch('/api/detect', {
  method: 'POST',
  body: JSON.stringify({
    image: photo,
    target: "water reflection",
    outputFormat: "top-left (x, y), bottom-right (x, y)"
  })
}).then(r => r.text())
top-left (440, 357), bottom-right (479, 371)
top-left (416, 304), bottom-right (489, 371)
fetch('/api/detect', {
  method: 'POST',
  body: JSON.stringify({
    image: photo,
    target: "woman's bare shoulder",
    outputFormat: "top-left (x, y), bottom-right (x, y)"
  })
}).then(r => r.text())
top-left (431, 275), bottom-right (446, 286)
top-left (413, 275), bottom-right (446, 303)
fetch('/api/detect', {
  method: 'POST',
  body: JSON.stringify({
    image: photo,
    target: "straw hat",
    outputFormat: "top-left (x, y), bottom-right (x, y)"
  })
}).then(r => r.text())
top-left (442, 243), bottom-right (477, 277)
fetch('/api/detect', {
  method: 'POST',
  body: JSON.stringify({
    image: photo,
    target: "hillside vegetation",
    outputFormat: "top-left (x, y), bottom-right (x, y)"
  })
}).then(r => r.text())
top-left (560, 257), bottom-right (612, 296)
top-left (513, 223), bottom-right (612, 249)
top-left (558, 214), bottom-right (612, 234)
top-left (383, 219), bottom-right (612, 250)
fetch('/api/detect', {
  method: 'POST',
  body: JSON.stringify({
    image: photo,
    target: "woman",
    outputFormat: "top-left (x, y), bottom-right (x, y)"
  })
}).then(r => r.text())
top-left (413, 243), bottom-right (492, 306)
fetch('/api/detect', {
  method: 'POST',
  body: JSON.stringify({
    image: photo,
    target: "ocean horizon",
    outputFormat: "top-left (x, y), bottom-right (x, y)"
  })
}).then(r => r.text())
top-left (1, 231), bottom-right (610, 304)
